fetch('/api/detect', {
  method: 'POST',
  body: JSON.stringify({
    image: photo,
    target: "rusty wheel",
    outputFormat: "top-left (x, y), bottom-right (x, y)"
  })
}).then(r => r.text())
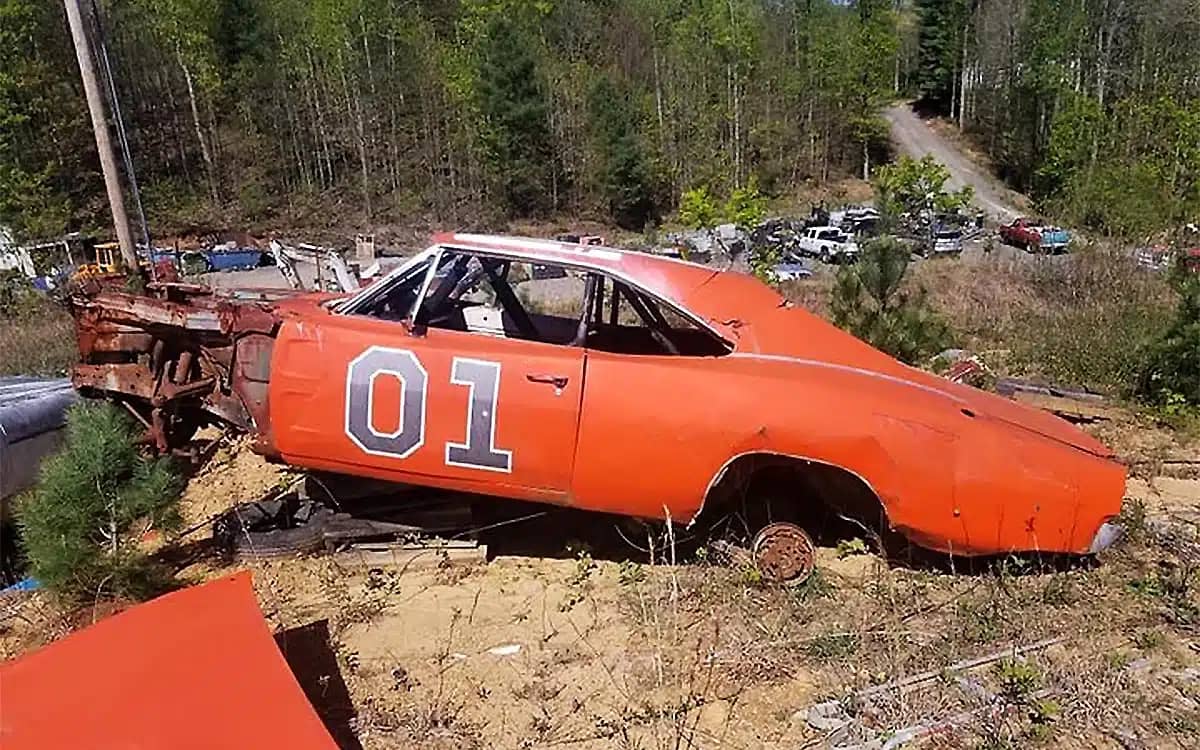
top-left (752, 522), bottom-right (816, 585)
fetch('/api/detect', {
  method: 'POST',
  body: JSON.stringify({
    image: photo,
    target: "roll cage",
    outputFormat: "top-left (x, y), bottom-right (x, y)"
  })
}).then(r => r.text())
top-left (339, 244), bottom-right (732, 357)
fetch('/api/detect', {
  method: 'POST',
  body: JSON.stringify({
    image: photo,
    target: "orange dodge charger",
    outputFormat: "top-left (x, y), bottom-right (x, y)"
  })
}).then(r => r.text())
top-left (71, 233), bottom-right (1126, 565)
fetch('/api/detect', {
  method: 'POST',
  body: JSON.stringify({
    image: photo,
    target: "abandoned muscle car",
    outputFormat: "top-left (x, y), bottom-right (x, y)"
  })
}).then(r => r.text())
top-left (68, 233), bottom-right (1125, 568)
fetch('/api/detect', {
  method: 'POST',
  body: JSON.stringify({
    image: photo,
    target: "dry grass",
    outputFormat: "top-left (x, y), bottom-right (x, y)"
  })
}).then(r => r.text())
top-left (609, 514), bottom-right (1200, 749)
top-left (914, 247), bottom-right (1177, 394)
top-left (780, 245), bottom-right (1179, 397)
top-left (0, 306), bottom-right (77, 377)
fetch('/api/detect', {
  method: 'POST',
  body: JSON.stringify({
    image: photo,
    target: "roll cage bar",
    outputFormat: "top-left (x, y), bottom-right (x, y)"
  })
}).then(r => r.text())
top-left (341, 244), bottom-right (732, 356)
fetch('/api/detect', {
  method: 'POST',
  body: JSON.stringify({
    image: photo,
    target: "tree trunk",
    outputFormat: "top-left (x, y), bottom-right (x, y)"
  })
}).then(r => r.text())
top-left (339, 56), bottom-right (372, 222)
top-left (177, 49), bottom-right (219, 205)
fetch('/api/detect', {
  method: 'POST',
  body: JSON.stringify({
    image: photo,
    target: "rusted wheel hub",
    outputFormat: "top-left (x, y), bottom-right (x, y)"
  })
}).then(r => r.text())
top-left (752, 522), bottom-right (816, 585)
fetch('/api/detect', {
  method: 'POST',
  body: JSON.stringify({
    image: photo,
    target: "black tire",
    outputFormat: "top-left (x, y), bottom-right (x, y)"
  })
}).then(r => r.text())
top-left (213, 498), bottom-right (332, 558)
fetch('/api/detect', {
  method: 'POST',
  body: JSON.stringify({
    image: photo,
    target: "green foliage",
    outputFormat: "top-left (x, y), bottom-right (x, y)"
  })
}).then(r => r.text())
top-left (873, 155), bottom-right (973, 225)
top-left (616, 559), bottom-right (645, 586)
top-left (17, 402), bottom-right (183, 601)
top-left (678, 186), bottom-right (720, 229)
top-left (588, 75), bottom-right (656, 230)
top-left (0, 0), bottom-right (96, 238)
top-left (1140, 265), bottom-right (1200, 407)
top-left (725, 176), bottom-right (767, 230)
top-left (829, 237), bottom-right (952, 364)
top-left (1040, 95), bottom-right (1200, 237)
top-left (0, 269), bottom-right (43, 319)
top-left (995, 658), bottom-right (1041, 701)
top-left (678, 178), bottom-right (766, 230)
top-left (915, 0), bottom-right (969, 110)
top-left (748, 243), bottom-right (781, 285)
top-left (477, 15), bottom-right (555, 215)
top-left (835, 538), bottom-right (869, 559)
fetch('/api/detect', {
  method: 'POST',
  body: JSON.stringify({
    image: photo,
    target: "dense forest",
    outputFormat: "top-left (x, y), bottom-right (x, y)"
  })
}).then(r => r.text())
top-left (1, 0), bottom-right (1198, 241)
top-left (1, 0), bottom-right (898, 238)
top-left (916, 0), bottom-right (1200, 237)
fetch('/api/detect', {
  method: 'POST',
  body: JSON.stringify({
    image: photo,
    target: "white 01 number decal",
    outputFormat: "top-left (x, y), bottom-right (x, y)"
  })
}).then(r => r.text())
top-left (344, 346), bottom-right (512, 473)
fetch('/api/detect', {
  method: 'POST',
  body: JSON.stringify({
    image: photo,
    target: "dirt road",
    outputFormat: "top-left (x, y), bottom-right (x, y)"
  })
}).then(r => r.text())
top-left (884, 104), bottom-right (1026, 221)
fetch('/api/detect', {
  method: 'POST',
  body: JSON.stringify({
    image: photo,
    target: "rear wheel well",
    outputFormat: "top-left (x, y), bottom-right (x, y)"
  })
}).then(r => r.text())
top-left (697, 454), bottom-right (892, 549)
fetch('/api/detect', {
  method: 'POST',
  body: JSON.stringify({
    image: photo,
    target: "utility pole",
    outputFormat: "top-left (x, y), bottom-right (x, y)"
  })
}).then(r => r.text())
top-left (63, 0), bottom-right (137, 270)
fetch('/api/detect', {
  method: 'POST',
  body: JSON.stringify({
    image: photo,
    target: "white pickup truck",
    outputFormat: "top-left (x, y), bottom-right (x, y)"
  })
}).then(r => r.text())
top-left (798, 226), bottom-right (859, 263)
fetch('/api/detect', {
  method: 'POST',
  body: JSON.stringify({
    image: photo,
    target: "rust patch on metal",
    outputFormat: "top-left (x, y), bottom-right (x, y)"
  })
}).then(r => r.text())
top-left (68, 283), bottom-right (283, 451)
top-left (752, 522), bottom-right (816, 585)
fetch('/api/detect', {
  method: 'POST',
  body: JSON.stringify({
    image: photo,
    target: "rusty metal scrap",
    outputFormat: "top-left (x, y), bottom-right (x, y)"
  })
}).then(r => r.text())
top-left (70, 283), bottom-right (281, 450)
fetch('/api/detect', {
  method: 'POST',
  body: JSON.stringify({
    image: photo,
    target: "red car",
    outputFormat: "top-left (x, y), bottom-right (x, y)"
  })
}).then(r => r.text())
top-left (999, 218), bottom-right (1070, 253)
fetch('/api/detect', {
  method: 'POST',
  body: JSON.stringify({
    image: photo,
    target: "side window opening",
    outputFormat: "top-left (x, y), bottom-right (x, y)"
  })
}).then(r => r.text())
top-left (414, 250), bottom-right (588, 346)
top-left (585, 276), bottom-right (730, 357)
top-left (349, 255), bottom-right (436, 321)
top-left (343, 249), bottom-right (729, 357)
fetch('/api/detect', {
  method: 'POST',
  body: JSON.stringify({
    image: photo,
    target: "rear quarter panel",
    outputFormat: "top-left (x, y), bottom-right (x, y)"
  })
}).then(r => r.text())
top-left (571, 351), bottom-right (1123, 555)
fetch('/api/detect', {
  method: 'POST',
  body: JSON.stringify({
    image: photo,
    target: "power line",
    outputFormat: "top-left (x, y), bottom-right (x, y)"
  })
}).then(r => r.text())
top-left (87, 0), bottom-right (151, 255)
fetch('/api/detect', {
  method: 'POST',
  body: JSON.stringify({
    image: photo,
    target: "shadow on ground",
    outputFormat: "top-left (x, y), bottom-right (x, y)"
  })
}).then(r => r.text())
top-left (276, 619), bottom-right (362, 750)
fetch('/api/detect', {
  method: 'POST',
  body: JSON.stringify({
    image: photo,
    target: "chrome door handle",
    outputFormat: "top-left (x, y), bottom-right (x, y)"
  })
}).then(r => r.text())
top-left (527, 374), bottom-right (568, 389)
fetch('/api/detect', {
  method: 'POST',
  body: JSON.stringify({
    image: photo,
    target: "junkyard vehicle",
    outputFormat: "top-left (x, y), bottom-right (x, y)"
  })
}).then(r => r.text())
top-left (999, 218), bottom-right (1070, 253)
top-left (930, 227), bottom-right (964, 255)
top-left (773, 261), bottom-right (813, 281)
top-left (798, 226), bottom-right (860, 263)
top-left (69, 233), bottom-right (1124, 562)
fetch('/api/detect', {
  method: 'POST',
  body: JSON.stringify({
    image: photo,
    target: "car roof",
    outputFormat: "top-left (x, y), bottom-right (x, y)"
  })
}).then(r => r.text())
top-left (432, 232), bottom-right (721, 304)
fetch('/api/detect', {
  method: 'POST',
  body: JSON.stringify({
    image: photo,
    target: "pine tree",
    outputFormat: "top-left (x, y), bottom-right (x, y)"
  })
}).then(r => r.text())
top-left (829, 237), bottom-right (952, 364)
top-left (477, 15), bottom-right (554, 216)
top-left (588, 76), bottom-right (655, 230)
top-left (18, 403), bottom-right (184, 601)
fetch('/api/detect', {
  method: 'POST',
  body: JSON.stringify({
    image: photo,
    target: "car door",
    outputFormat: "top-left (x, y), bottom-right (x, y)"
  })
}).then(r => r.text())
top-left (567, 275), bottom-right (737, 521)
top-left (269, 249), bottom-right (586, 502)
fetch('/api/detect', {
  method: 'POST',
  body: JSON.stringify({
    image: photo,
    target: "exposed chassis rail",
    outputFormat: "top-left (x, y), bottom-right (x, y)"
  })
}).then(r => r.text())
top-left (70, 282), bottom-right (285, 452)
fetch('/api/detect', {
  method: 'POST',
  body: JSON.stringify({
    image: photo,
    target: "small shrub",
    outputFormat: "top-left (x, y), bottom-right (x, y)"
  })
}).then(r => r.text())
top-left (873, 154), bottom-right (973, 226)
top-left (725, 176), bottom-right (768, 230)
top-left (1139, 260), bottom-right (1200, 407)
top-left (995, 658), bottom-right (1041, 701)
top-left (617, 559), bottom-right (645, 586)
top-left (678, 186), bottom-right (720, 229)
top-left (677, 178), bottom-right (767, 231)
top-left (749, 243), bottom-right (781, 285)
top-left (17, 402), bottom-right (183, 601)
top-left (829, 237), bottom-right (953, 363)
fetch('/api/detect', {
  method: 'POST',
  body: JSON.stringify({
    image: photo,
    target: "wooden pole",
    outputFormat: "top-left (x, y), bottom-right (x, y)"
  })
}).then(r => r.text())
top-left (63, 0), bottom-right (137, 270)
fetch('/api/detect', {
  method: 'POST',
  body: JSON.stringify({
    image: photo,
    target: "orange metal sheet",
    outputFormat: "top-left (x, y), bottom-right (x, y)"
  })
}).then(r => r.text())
top-left (0, 573), bottom-right (338, 750)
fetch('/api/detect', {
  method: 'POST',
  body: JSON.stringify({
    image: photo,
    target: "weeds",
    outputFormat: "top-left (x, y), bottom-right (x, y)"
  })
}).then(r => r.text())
top-left (803, 631), bottom-right (859, 661)
top-left (995, 658), bottom-right (1041, 701)
top-left (0, 304), bottom-right (76, 377)
top-left (560, 549), bottom-right (597, 611)
top-left (617, 559), bottom-right (645, 586)
top-left (836, 537), bottom-right (870, 558)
